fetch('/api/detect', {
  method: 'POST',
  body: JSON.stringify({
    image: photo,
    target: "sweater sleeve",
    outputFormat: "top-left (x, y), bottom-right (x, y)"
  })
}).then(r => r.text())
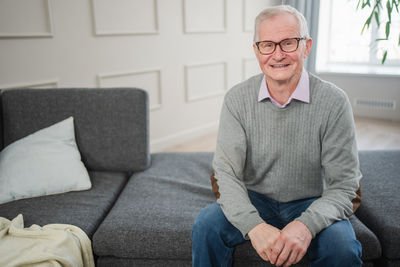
top-left (295, 93), bottom-right (362, 238)
top-left (212, 96), bottom-right (265, 238)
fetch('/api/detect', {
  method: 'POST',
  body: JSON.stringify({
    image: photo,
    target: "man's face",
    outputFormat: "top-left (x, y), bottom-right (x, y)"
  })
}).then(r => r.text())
top-left (253, 13), bottom-right (312, 85)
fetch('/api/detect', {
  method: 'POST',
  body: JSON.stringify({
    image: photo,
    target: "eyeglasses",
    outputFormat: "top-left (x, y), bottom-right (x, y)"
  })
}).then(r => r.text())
top-left (255, 37), bottom-right (306, 55)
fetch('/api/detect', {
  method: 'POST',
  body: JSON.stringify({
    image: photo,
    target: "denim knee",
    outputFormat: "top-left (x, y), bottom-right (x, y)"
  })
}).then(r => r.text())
top-left (192, 204), bottom-right (218, 238)
top-left (309, 220), bottom-right (362, 267)
top-left (335, 239), bottom-right (362, 264)
top-left (192, 203), bottom-right (242, 267)
top-left (192, 203), bottom-right (224, 246)
top-left (192, 203), bottom-right (244, 247)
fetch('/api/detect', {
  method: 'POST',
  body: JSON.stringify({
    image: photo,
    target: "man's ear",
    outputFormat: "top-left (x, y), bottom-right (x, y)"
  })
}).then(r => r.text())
top-left (253, 43), bottom-right (258, 55)
top-left (253, 43), bottom-right (260, 60)
top-left (304, 38), bottom-right (313, 58)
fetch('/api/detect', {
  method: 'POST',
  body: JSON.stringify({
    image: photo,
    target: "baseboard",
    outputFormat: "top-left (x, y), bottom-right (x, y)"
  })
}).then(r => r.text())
top-left (150, 121), bottom-right (219, 153)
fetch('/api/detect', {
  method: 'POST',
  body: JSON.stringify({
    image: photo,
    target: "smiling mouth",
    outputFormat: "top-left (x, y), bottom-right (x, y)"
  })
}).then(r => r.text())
top-left (271, 64), bottom-right (290, 68)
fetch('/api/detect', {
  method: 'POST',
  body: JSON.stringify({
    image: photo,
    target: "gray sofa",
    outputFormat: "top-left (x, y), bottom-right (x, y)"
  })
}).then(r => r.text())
top-left (0, 88), bottom-right (398, 267)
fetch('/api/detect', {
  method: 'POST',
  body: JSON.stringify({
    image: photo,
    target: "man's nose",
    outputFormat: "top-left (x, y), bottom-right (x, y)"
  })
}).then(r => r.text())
top-left (272, 45), bottom-right (286, 59)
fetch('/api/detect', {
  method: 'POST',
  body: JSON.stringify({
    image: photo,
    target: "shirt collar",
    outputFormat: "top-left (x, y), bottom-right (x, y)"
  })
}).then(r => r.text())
top-left (258, 68), bottom-right (310, 107)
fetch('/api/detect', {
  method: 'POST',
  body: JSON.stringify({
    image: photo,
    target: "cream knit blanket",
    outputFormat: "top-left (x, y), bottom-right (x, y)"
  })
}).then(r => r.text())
top-left (0, 214), bottom-right (94, 267)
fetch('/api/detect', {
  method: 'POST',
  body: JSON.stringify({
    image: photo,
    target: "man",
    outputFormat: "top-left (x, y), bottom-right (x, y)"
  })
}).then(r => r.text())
top-left (192, 5), bottom-right (362, 267)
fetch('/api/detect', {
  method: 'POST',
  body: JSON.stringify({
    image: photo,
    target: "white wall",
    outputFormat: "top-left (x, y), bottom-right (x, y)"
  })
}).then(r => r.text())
top-left (0, 0), bottom-right (281, 152)
top-left (1, 0), bottom-right (398, 154)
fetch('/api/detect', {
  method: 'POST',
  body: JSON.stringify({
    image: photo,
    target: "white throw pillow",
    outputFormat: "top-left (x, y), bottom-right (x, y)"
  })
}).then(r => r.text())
top-left (0, 117), bottom-right (91, 204)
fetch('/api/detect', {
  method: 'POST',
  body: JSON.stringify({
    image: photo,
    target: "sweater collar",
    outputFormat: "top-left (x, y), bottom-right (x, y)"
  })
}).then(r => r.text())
top-left (258, 68), bottom-right (310, 107)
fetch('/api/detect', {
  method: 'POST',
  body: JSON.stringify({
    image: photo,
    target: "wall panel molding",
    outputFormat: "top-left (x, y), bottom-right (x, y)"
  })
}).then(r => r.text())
top-left (92, 0), bottom-right (158, 36)
top-left (98, 69), bottom-right (162, 111)
top-left (184, 61), bottom-right (227, 102)
top-left (243, 0), bottom-right (281, 33)
top-left (0, 0), bottom-right (54, 38)
top-left (183, 0), bottom-right (226, 33)
top-left (242, 57), bottom-right (260, 80)
top-left (1, 79), bottom-right (59, 89)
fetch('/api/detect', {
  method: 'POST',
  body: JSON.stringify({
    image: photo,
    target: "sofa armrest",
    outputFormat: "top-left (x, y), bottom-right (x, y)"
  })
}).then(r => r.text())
top-left (356, 150), bottom-right (400, 261)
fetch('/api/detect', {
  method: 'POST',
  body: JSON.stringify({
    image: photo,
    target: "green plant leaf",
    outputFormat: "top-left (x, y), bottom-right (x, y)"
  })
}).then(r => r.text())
top-left (387, 0), bottom-right (392, 22)
top-left (374, 11), bottom-right (380, 26)
top-left (362, 15), bottom-right (372, 33)
top-left (362, 0), bottom-right (371, 8)
top-left (375, 1), bottom-right (382, 14)
top-left (357, 0), bottom-right (398, 64)
top-left (385, 21), bottom-right (391, 39)
top-left (394, 0), bottom-right (399, 12)
top-left (381, 50), bottom-right (388, 64)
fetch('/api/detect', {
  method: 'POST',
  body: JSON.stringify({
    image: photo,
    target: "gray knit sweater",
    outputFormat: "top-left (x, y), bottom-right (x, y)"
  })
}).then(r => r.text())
top-left (212, 73), bottom-right (362, 238)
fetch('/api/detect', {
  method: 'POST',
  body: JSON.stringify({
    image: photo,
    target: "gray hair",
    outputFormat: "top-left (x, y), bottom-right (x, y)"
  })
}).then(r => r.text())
top-left (253, 5), bottom-right (310, 42)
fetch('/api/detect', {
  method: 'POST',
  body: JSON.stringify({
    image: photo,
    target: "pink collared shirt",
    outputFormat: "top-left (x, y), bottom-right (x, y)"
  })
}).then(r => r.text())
top-left (258, 69), bottom-right (310, 108)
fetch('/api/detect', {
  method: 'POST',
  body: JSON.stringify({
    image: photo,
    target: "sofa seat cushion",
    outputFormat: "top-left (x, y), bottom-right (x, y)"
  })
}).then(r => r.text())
top-left (356, 150), bottom-right (400, 261)
top-left (0, 171), bottom-right (127, 237)
top-left (93, 152), bottom-right (215, 261)
top-left (94, 152), bottom-right (380, 264)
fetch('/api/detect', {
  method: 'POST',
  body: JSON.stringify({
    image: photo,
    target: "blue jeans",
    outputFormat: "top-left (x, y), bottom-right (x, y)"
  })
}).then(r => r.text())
top-left (192, 190), bottom-right (362, 267)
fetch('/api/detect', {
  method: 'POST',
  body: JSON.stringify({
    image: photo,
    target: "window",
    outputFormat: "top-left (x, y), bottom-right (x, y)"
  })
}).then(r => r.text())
top-left (316, 0), bottom-right (400, 76)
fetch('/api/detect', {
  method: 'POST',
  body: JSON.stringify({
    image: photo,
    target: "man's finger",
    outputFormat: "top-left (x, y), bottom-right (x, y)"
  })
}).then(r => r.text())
top-left (268, 238), bottom-right (284, 264)
top-left (283, 250), bottom-right (298, 267)
top-left (261, 251), bottom-right (269, 262)
top-left (294, 246), bottom-right (307, 264)
top-left (275, 243), bottom-right (291, 266)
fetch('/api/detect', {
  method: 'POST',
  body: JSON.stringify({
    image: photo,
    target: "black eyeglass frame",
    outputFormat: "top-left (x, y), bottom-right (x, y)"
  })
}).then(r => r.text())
top-left (255, 37), bottom-right (307, 55)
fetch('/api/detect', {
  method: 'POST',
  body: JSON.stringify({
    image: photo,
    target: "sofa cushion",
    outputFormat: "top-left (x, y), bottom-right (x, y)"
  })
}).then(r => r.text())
top-left (93, 152), bottom-right (380, 264)
top-left (93, 152), bottom-right (215, 261)
top-left (0, 117), bottom-right (91, 204)
top-left (349, 215), bottom-right (382, 260)
top-left (97, 258), bottom-right (192, 267)
top-left (1, 88), bottom-right (150, 172)
top-left (0, 171), bottom-right (127, 237)
top-left (356, 150), bottom-right (400, 260)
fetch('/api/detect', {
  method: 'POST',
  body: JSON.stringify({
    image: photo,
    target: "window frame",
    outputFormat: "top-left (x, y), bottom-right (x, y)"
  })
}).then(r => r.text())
top-left (315, 0), bottom-right (400, 77)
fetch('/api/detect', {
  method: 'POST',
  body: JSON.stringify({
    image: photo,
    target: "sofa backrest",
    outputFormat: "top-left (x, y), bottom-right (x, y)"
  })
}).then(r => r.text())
top-left (0, 88), bottom-right (150, 172)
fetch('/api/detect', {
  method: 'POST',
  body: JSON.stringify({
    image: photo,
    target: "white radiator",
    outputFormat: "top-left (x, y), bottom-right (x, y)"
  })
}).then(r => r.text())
top-left (354, 99), bottom-right (396, 110)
